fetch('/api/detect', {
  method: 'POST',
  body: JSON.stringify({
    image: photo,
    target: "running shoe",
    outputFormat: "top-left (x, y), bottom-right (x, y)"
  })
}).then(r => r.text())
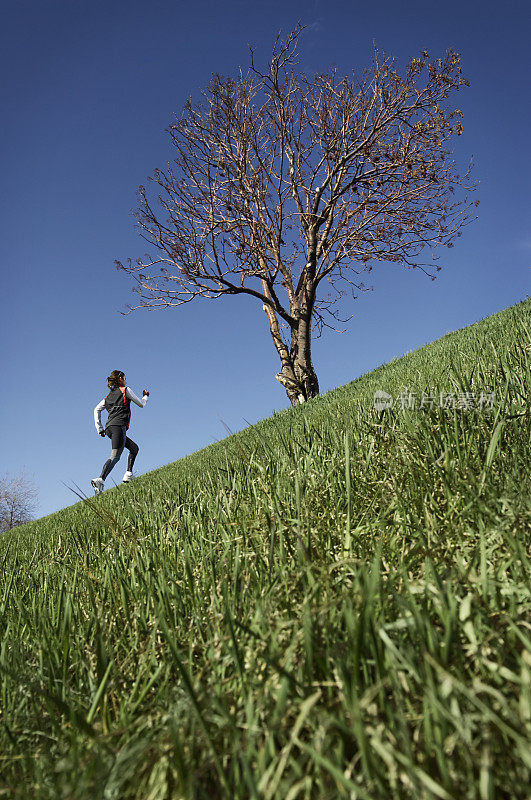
top-left (122, 471), bottom-right (134, 483)
top-left (91, 477), bottom-right (105, 495)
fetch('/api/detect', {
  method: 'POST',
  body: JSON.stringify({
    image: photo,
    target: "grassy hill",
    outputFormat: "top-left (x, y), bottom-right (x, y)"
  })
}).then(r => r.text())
top-left (1, 299), bottom-right (530, 799)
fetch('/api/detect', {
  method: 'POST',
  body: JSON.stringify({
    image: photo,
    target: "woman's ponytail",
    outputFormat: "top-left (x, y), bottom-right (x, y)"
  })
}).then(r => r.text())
top-left (107, 370), bottom-right (125, 390)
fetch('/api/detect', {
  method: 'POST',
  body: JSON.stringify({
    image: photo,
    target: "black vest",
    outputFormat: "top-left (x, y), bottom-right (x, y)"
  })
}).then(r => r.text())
top-left (105, 386), bottom-right (131, 430)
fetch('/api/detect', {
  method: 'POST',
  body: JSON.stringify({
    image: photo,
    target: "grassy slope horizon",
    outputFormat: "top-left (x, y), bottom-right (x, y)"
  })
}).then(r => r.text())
top-left (1, 298), bottom-right (530, 799)
top-left (30, 297), bottom-right (531, 526)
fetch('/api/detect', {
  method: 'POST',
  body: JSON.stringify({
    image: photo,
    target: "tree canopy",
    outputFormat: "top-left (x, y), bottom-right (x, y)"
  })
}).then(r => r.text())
top-left (117, 26), bottom-right (476, 404)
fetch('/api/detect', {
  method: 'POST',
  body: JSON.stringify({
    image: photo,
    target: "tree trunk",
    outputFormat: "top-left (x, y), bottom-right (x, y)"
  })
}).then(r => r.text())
top-left (293, 311), bottom-right (319, 401)
top-left (262, 274), bottom-right (319, 406)
top-left (269, 311), bottom-right (319, 406)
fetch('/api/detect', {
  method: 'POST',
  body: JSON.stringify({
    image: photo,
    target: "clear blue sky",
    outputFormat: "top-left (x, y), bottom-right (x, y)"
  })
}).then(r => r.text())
top-left (1, 0), bottom-right (529, 520)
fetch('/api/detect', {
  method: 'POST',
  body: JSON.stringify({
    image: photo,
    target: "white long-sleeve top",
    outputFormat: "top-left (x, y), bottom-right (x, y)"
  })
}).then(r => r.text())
top-left (94, 387), bottom-right (149, 433)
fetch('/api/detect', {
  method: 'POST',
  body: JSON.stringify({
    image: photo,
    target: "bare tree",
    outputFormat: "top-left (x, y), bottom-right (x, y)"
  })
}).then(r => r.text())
top-left (117, 25), bottom-right (477, 405)
top-left (0, 471), bottom-right (38, 532)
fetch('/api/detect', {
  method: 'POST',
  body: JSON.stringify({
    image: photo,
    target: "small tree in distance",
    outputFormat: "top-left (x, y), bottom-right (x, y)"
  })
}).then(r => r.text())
top-left (117, 24), bottom-right (477, 405)
top-left (0, 471), bottom-right (38, 533)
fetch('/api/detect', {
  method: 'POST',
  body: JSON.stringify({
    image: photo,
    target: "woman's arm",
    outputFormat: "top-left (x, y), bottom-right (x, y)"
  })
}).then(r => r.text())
top-left (94, 399), bottom-right (106, 433)
top-left (126, 387), bottom-right (149, 408)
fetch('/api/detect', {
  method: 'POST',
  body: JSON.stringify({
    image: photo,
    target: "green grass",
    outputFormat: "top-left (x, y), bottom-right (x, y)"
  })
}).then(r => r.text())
top-left (1, 299), bottom-right (530, 799)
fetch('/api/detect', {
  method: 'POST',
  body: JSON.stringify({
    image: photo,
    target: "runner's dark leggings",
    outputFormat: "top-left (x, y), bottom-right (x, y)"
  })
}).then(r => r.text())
top-left (100, 425), bottom-right (139, 480)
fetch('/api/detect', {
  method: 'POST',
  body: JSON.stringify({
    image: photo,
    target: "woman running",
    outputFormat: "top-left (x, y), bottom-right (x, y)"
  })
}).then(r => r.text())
top-left (91, 370), bottom-right (150, 494)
